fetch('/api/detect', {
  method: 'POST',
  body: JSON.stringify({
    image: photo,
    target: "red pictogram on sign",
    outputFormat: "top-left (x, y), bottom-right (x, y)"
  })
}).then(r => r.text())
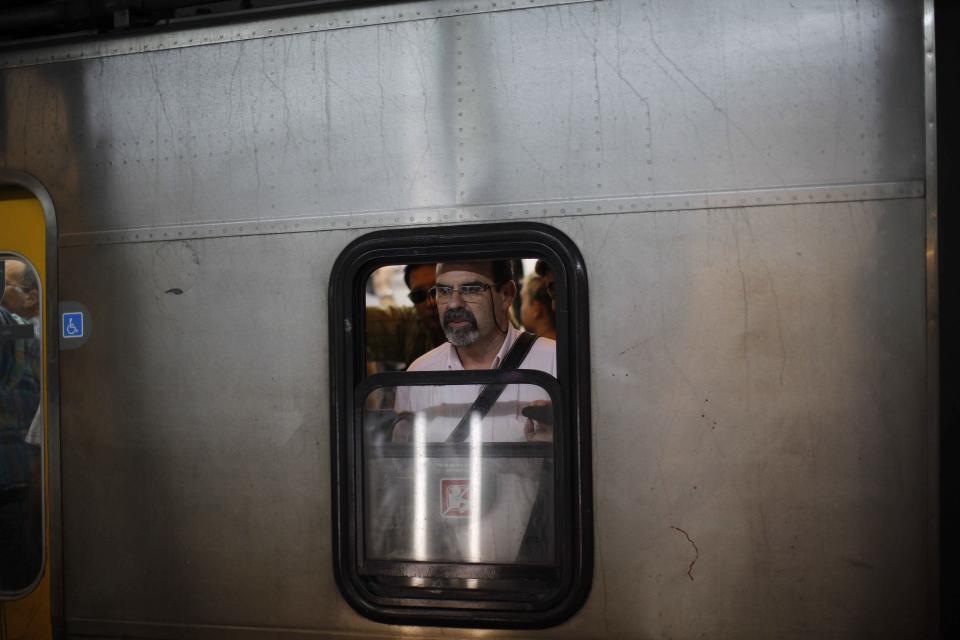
top-left (441, 478), bottom-right (470, 517)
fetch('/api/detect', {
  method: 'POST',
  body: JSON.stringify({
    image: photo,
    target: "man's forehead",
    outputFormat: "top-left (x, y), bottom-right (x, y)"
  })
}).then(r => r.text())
top-left (436, 262), bottom-right (494, 283)
top-left (5, 261), bottom-right (24, 277)
top-left (4, 266), bottom-right (20, 283)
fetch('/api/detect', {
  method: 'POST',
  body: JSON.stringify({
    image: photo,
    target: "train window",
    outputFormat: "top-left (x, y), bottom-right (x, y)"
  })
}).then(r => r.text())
top-left (0, 256), bottom-right (43, 596)
top-left (329, 223), bottom-right (592, 628)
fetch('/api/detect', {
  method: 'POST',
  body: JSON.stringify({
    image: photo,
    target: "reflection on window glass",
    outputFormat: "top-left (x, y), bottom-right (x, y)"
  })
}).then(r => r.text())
top-left (363, 383), bottom-right (555, 565)
top-left (1, 257), bottom-right (43, 594)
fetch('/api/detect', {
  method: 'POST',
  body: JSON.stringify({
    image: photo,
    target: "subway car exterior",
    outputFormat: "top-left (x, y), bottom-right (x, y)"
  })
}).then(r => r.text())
top-left (0, 0), bottom-right (940, 638)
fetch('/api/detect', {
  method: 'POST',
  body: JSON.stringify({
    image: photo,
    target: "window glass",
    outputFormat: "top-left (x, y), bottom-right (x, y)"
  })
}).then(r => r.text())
top-left (363, 259), bottom-right (552, 374)
top-left (362, 382), bottom-right (556, 566)
top-left (0, 256), bottom-right (43, 594)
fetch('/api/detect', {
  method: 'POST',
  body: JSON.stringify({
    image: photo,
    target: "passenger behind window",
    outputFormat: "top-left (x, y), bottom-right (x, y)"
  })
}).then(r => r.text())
top-left (2, 259), bottom-right (40, 338)
top-left (374, 260), bottom-right (556, 563)
top-left (365, 263), bottom-right (445, 372)
top-left (392, 260), bottom-right (555, 443)
top-left (0, 259), bottom-right (42, 591)
top-left (2, 258), bottom-right (42, 451)
top-left (520, 272), bottom-right (556, 340)
top-left (534, 259), bottom-right (556, 313)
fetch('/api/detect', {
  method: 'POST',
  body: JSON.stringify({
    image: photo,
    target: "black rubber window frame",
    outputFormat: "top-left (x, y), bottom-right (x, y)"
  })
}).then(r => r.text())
top-left (329, 222), bottom-right (592, 629)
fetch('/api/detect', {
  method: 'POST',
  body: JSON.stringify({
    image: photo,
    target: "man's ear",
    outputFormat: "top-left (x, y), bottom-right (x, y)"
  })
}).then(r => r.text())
top-left (26, 288), bottom-right (39, 311)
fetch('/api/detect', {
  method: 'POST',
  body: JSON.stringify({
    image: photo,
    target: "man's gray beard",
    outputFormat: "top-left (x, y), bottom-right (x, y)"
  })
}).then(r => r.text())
top-left (445, 325), bottom-right (480, 347)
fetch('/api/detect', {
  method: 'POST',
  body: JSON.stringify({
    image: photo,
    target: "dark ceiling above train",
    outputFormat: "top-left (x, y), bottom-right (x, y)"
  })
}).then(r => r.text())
top-left (0, 0), bottom-right (401, 46)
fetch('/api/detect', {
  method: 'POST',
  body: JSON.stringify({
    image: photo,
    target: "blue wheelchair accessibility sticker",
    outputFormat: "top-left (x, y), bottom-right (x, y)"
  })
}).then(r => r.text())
top-left (62, 312), bottom-right (84, 339)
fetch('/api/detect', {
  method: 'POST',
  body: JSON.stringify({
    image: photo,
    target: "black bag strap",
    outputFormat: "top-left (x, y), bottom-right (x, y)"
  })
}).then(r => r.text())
top-left (445, 331), bottom-right (538, 443)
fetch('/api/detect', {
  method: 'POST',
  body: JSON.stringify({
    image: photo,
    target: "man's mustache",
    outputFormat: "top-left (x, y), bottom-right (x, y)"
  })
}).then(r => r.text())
top-left (443, 308), bottom-right (478, 329)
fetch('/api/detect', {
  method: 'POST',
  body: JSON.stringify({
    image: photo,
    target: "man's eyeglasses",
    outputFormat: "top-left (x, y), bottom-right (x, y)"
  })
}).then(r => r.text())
top-left (407, 288), bottom-right (435, 304)
top-left (430, 282), bottom-right (501, 304)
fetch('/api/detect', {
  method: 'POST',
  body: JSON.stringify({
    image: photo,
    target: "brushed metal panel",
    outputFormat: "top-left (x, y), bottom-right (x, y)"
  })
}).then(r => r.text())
top-left (3, 22), bottom-right (459, 234)
top-left (60, 199), bottom-right (928, 638)
top-left (457, 0), bottom-right (923, 204)
top-left (59, 230), bottom-right (374, 630)
top-left (0, 0), bottom-right (593, 69)
top-left (0, 0), bottom-right (925, 636)
top-left (548, 199), bottom-right (927, 638)
top-left (0, 0), bottom-right (924, 238)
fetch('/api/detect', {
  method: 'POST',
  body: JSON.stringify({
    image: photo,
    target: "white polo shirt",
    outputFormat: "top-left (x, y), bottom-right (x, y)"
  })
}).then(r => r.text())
top-left (371, 326), bottom-right (558, 563)
top-left (394, 324), bottom-right (556, 442)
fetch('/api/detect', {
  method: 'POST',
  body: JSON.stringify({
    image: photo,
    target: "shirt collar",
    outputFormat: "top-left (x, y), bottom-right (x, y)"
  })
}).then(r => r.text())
top-left (444, 324), bottom-right (521, 370)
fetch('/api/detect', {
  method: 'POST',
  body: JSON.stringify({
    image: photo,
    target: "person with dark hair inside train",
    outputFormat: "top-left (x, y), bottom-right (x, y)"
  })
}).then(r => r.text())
top-left (375, 260), bottom-right (556, 563)
top-left (2, 259), bottom-right (40, 337)
top-left (534, 258), bottom-right (556, 313)
top-left (0, 259), bottom-right (43, 590)
top-left (2, 258), bottom-right (43, 449)
top-left (365, 263), bottom-right (445, 369)
top-left (0, 260), bottom-right (40, 450)
top-left (393, 260), bottom-right (555, 438)
top-left (520, 272), bottom-right (556, 340)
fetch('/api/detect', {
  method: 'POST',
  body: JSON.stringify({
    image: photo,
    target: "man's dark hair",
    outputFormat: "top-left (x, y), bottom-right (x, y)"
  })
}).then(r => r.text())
top-left (534, 259), bottom-right (553, 277)
top-left (429, 260), bottom-right (515, 289)
top-left (526, 273), bottom-right (553, 309)
top-left (491, 259), bottom-right (515, 287)
top-left (403, 263), bottom-right (434, 289)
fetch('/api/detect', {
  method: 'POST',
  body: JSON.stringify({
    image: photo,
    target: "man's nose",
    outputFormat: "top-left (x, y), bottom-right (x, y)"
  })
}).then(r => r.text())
top-left (445, 290), bottom-right (465, 308)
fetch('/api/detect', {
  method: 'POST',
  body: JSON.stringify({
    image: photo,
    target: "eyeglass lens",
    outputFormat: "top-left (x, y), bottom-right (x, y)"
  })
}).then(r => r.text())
top-left (433, 285), bottom-right (488, 303)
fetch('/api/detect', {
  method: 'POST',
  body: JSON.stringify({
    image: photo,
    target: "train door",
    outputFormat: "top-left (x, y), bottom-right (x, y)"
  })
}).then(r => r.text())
top-left (0, 187), bottom-right (52, 640)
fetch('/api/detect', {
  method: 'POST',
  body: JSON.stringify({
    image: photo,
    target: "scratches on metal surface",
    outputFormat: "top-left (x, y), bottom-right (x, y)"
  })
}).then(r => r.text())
top-left (490, 21), bottom-right (551, 179)
top-left (589, 28), bottom-right (655, 183)
top-left (727, 210), bottom-right (752, 384)
top-left (0, 0), bottom-right (598, 69)
top-left (724, 208), bottom-right (789, 390)
top-left (651, 212), bottom-right (701, 399)
top-left (670, 525), bottom-right (700, 581)
top-left (639, 5), bottom-right (784, 185)
top-left (595, 535), bottom-right (612, 633)
top-left (739, 209), bottom-right (788, 388)
top-left (618, 338), bottom-right (653, 356)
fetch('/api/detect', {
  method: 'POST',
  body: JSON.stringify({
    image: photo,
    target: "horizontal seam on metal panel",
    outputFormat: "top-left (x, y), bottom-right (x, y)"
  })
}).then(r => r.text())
top-left (57, 180), bottom-right (926, 248)
top-left (0, 0), bottom-right (598, 70)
